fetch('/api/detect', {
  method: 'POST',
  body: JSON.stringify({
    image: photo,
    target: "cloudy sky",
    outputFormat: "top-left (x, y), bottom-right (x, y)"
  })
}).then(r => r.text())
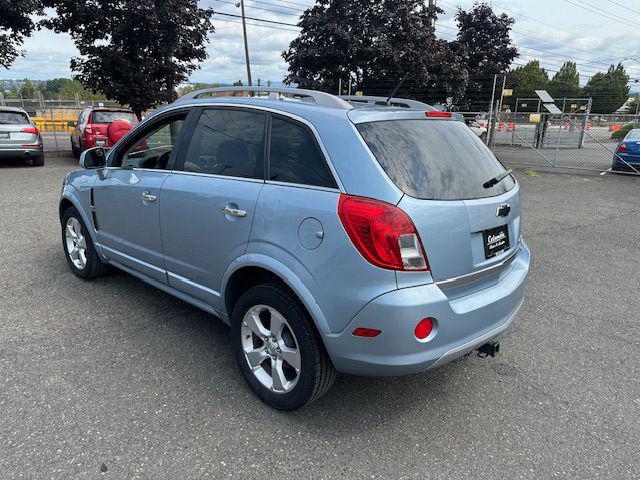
top-left (4, 0), bottom-right (640, 92)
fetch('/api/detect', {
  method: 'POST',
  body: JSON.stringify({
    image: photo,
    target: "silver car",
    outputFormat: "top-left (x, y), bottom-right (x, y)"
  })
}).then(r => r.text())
top-left (0, 106), bottom-right (44, 166)
top-left (59, 87), bottom-right (530, 410)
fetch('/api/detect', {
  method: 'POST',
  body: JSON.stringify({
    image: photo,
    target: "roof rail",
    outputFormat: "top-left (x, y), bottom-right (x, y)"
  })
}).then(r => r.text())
top-left (179, 86), bottom-right (353, 110)
top-left (340, 95), bottom-right (435, 111)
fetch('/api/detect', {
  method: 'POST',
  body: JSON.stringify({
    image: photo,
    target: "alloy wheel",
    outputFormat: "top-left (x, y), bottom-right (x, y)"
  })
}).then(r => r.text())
top-left (240, 304), bottom-right (302, 394)
top-left (65, 217), bottom-right (87, 269)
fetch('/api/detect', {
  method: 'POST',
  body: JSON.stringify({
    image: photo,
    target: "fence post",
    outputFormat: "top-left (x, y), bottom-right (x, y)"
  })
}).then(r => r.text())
top-left (49, 108), bottom-right (59, 150)
top-left (578, 98), bottom-right (592, 149)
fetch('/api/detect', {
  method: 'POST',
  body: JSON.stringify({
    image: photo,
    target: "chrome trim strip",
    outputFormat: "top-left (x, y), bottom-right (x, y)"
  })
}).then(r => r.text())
top-left (100, 245), bottom-right (165, 274)
top-left (430, 297), bottom-right (524, 369)
top-left (168, 169), bottom-right (265, 184)
top-left (436, 240), bottom-right (521, 289)
top-left (167, 271), bottom-right (221, 297)
top-left (264, 179), bottom-right (341, 193)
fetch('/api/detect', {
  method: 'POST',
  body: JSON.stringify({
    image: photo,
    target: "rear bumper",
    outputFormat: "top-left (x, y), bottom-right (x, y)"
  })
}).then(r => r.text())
top-left (612, 156), bottom-right (640, 171)
top-left (0, 145), bottom-right (43, 158)
top-left (323, 241), bottom-right (530, 376)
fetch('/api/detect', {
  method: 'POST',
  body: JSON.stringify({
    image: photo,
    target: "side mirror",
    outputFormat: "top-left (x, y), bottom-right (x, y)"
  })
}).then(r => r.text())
top-left (79, 147), bottom-right (106, 169)
top-left (67, 121), bottom-right (76, 127)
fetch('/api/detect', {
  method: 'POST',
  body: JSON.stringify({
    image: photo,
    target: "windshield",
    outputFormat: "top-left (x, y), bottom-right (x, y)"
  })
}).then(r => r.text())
top-left (91, 110), bottom-right (137, 124)
top-left (0, 111), bottom-right (30, 125)
top-left (357, 119), bottom-right (515, 200)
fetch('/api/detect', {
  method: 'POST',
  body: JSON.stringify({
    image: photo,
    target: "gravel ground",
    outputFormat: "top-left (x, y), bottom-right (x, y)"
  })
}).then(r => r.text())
top-left (1, 156), bottom-right (639, 479)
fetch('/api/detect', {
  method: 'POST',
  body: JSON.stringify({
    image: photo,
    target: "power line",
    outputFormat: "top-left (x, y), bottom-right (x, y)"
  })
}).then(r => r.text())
top-left (213, 16), bottom-right (300, 32)
top-left (213, 11), bottom-right (300, 27)
top-left (561, 0), bottom-right (639, 28)
top-left (604, 0), bottom-right (640, 16)
top-left (213, 0), bottom-right (301, 16)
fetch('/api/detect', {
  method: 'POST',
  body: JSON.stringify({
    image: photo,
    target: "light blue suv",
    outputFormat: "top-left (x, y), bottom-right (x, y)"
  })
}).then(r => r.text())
top-left (59, 87), bottom-right (530, 410)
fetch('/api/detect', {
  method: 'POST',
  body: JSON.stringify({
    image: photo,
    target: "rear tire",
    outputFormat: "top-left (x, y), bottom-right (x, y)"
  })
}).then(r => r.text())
top-left (72, 143), bottom-right (80, 158)
top-left (32, 155), bottom-right (44, 167)
top-left (231, 283), bottom-right (336, 410)
top-left (61, 206), bottom-right (110, 279)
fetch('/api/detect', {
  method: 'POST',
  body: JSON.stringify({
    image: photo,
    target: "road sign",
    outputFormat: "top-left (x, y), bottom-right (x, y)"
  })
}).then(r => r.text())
top-left (535, 90), bottom-right (555, 103)
top-left (543, 103), bottom-right (562, 114)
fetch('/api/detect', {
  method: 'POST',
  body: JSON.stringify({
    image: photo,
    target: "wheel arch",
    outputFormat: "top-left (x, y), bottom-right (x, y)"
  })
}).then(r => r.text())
top-left (221, 255), bottom-right (332, 336)
top-left (59, 189), bottom-right (100, 250)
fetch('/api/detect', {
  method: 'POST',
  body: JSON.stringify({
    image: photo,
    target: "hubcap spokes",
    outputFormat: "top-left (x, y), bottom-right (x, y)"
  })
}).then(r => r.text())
top-left (65, 217), bottom-right (87, 269)
top-left (241, 305), bottom-right (301, 394)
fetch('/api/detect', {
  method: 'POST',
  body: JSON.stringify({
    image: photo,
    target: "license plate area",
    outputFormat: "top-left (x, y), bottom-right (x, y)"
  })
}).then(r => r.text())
top-left (0, 132), bottom-right (9, 139)
top-left (483, 225), bottom-right (510, 259)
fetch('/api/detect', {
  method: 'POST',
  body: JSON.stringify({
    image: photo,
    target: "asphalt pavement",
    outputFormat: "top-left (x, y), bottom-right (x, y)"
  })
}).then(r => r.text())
top-left (1, 156), bottom-right (639, 479)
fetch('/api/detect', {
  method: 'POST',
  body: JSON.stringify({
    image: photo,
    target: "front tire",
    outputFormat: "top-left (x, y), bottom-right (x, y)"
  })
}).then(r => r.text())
top-left (231, 283), bottom-right (336, 410)
top-left (61, 207), bottom-right (110, 279)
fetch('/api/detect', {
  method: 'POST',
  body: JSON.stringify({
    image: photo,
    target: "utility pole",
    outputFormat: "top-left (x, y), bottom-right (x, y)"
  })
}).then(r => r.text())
top-left (429, 0), bottom-right (437, 27)
top-left (486, 74), bottom-right (498, 147)
top-left (239, 0), bottom-right (252, 86)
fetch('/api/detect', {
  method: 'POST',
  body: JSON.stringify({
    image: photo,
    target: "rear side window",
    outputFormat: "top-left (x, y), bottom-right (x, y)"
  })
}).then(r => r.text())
top-left (182, 109), bottom-right (266, 179)
top-left (91, 110), bottom-right (137, 124)
top-left (269, 117), bottom-right (337, 188)
top-left (0, 111), bottom-right (29, 124)
top-left (357, 119), bottom-right (515, 200)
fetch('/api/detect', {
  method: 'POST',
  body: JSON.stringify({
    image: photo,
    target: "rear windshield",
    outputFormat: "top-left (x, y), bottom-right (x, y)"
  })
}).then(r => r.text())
top-left (0, 111), bottom-right (29, 125)
top-left (91, 111), bottom-right (137, 124)
top-left (625, 129), bottom-right (640, 141)
top-left (357, 119), bottom-right (515, 200)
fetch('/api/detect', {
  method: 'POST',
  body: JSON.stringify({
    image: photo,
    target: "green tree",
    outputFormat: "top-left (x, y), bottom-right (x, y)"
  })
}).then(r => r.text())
top-left (455, 3), bottom-right (518, 111)
top-left (506, 60), bottom-right (549, 109)
top-left (43, 0), bottom-right (214, 117)
top-left (0, 0), bottom-right (43, 69)
top-left (19, 79), bottom-right (37, 98)
top-left (547, 61), bottom-right (581, 99)
top-left (283, 0), bottom-right (469, 105)
top-left (584, 64), bottom-right (630, 114)
top-left (42, 78), bottom-right (106, 100)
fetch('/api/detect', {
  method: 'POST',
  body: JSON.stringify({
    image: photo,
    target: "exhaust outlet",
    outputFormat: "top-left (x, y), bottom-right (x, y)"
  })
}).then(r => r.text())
top-left (477, 341), bottom-right (500, 358)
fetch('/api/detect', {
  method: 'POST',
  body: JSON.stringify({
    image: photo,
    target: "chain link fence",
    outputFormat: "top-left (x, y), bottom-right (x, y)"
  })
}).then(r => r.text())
top-left (462, 112), bottom-right (640, 175)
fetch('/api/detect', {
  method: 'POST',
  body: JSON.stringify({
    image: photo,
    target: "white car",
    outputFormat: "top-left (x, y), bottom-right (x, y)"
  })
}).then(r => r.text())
top-left (468, 120), bottom-right (488, 143)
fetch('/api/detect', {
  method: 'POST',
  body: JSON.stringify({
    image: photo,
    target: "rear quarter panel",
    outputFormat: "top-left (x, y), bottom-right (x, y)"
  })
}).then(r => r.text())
top-left (247, 183), bottom-right (399, 333)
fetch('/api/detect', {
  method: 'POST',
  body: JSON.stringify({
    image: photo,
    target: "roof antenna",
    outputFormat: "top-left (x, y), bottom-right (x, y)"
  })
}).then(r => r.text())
top-left (386, 73), bottom-right (409, 105)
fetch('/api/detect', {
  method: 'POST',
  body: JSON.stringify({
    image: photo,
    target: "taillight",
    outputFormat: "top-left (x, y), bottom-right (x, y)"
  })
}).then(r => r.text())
top-left (20, 126), bottom-right (39, 135)
top-left (426, 111), bottom-right (452, 118)
top-left (338, 195), bottom-right (429, 271)
top-left (617, 143), bottom-right (627, 153)
top-left (85, 124), bottom-right (93, 134)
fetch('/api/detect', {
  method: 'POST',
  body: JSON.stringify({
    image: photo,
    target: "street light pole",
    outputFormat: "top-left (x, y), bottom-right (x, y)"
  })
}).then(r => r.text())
top-left (239, 0), bottom-right (253, 86)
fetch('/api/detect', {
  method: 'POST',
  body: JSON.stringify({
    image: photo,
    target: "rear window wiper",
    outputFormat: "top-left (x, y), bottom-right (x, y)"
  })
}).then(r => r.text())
top-left (483, 169), bottom-right (513, 189)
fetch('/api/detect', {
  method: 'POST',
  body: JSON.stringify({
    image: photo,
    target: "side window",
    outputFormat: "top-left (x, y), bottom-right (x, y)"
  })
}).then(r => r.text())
top-left (268, 117), bottom-right (337, 188)
top-left (111, 114), bottom-right (186, 169)
top-left (181, 109), bottom-right (266, 179)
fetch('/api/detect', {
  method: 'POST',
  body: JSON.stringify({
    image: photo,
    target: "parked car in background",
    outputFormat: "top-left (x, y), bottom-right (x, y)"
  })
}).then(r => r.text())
top-left (59, 87), bottom-right (530, 410)
top-left (612, 128), bottom-right (640, 173)
top-left (69, 107), bottom-right (138, 157)
top-left (0, 106), bottom-right (44, 166)
top-left (467, 120), bottom-right (488, 143)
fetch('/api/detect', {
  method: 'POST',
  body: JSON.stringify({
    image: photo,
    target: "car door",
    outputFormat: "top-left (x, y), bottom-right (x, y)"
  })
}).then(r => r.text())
top-left (159, 107), bottom-right (267, 308)
top-left (92, 109), bottom-right (191, 284)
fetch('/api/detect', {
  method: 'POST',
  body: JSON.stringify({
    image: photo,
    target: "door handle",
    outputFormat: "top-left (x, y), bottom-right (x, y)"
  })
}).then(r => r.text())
top-left (140, 192), bottom-right (157, 202)
top-left (220, 206), bottom-right (247, 217)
